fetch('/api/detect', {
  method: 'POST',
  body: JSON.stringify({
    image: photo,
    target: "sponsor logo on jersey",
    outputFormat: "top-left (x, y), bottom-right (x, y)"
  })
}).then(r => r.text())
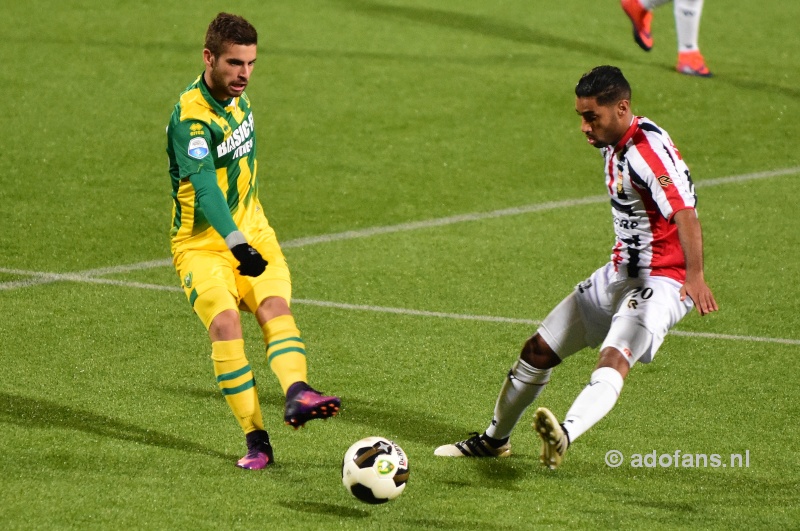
top-left (188, 137), bottom-right (209, 159)
top-left (657, 175), bottom-right (673, 187)
top-left (189, 123), bottom-right (205, 136)
top-left (217, 113), bottom-right (255, 159)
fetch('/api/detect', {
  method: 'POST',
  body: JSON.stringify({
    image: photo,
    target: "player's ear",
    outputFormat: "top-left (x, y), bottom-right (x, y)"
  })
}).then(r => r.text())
top-left (617, 99), bottom-right (630, 117)
top-left (203, 48), bottom-right (215, 68)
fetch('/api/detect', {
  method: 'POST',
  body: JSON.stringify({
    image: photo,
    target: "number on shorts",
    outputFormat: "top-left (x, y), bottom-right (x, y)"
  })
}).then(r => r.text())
top-left (631, 287), bottom-right (653, 299)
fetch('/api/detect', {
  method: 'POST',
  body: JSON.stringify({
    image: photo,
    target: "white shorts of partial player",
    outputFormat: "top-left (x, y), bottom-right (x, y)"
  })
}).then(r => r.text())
top-left (539, 262), bottom-right (693, 366)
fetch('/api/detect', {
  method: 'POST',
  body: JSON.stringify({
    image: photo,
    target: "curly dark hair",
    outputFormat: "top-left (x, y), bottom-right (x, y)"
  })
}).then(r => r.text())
top-left (204, 13), bottom-right (258, 58)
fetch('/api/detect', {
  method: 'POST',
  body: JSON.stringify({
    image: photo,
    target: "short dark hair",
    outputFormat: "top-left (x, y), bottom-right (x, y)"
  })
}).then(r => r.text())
top-left (575, 65), bottom-right (631, 106)
top-left (204, 13), bottom-right (258, 57)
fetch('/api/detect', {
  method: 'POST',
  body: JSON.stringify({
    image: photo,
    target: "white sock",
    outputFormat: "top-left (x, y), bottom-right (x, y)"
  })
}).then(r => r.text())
top-left (485, 359), bottom-right (551, 440)
top-left (674, 0), bottom-right (704, 52)
top-left (561, 367), bottom-right (624, 443)
top-left (641, 0), bottom-right (671, 10)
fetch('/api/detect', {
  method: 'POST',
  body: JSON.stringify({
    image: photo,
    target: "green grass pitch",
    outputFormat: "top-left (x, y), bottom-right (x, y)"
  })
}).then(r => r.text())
top-left (2, 0), bottom-right (799, 529)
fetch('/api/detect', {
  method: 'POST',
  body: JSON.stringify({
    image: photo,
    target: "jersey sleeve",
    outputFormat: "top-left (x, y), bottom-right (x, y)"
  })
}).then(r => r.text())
top-left (170, 119), bottom-right (216, 179)
top-left (170, 119), bottom-right (239, 239)
top-left (189, 172), bottom-right (238, 238)
top-left (630, 134), bottom-right (696, 222)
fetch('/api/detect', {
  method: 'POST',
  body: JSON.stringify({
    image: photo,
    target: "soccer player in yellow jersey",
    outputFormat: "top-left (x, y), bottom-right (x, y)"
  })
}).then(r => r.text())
top-left (166, 13), bottom-right (340, 470)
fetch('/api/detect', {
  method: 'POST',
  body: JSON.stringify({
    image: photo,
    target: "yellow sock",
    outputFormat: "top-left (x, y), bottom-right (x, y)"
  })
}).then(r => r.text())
top-left (211, 339), bottom-right (264, 434)
top-left (262, 314), bottom-right (308, 394)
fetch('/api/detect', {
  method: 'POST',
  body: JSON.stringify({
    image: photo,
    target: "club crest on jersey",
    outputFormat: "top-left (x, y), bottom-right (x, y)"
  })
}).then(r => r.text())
top-left (183, 272), bottom-right (193, 289)
top-left (188, 138), bottom-right (209, 159)
top-left (657, 175), bottom-right (673, 187)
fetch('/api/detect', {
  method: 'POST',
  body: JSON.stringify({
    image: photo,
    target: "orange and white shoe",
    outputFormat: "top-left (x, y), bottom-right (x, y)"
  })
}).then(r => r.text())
top-left (621, 0), bottom-right (653, 51)
top-left (676, 51), bottom-right (713, 77)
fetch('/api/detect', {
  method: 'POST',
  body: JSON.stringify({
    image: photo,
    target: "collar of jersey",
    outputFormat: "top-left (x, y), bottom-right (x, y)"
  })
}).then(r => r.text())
top-left (613, 116), bottom-right (639, 154)
top-left (198, 72), bottom-right (235, 116)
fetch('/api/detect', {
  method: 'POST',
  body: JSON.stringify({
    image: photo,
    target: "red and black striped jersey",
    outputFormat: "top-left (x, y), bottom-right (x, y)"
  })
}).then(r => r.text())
top-left (601, 116), bottom-right (697, 282)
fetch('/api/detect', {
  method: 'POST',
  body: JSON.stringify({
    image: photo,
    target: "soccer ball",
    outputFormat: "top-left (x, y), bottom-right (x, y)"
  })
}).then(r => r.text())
top-left (341, 436), bottom-right (409, 504)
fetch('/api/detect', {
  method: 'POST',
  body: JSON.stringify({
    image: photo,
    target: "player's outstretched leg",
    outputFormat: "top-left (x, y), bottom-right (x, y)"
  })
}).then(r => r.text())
top-left (533, 408), bottom-right (570, 469)
top-left (673, 0), bottom-right (711, 77)
top-left (284, 381), bottom-right (341, 429)
top-left (620, 0), bottom-right (654, 51)
top-left (434, 432), bottom-right (511, 458)
top-left (236, 429), bottom-right (274, 470)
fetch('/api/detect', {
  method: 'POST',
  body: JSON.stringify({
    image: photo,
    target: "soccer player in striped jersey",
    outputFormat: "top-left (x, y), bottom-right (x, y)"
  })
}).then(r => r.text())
top-left (435, 65), bottom-right (717, 467)
top-left (166, 13), bottom-right (340, 470)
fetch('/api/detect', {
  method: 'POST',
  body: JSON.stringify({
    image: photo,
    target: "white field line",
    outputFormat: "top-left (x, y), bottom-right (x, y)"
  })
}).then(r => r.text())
top-left (3, 272), bottom-right (798, 345)
top-left (1, 166), bottom-right (798, 347)
top-left (295, 299), bottom-right (800, 346)
top-left (3, 165), bottom-right (797, 292)
top-left (291, 298), bottom-right (540, 325)
top-left (282, 166), bottom-right (800, 249)
top-left (282, 195), bottom-right (607, 248)
top-left (0, 259), bottom-right (175, 290)
top-left (2, 165), bottom-right (797, 292)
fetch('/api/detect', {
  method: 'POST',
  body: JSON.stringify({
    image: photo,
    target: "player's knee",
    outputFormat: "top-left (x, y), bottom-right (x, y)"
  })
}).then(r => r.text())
top-left (520, 334), bottom-right (561, 369)
top-left (209, 309), bottom-right (243, 341)
top-left (255, 295), bottom-right (291, 325)
top-left (194, 285), bottom-right (241, 339)
top-left (596, 347), bottom-right (631, 379)
top-left (257, 295), bottom-right (290, 314)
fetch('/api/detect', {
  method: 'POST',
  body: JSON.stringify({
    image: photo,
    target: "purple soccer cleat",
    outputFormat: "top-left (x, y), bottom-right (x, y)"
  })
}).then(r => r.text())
top-left (284, 382), bottom-right (341, 429)
top-left (236, 430), bottom-right (274, 470)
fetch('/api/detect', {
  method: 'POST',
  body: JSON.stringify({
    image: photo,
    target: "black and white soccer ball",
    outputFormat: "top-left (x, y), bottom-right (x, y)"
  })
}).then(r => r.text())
top-left (341, 436), bottom-right (409, 504)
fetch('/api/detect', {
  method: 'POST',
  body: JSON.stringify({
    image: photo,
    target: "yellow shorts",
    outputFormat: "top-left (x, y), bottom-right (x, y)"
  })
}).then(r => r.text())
top-left (173, 220), bottom-right (292, 330)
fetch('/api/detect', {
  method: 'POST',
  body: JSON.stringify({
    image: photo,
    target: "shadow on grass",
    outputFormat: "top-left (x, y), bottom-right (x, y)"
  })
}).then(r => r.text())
top-left (338, 0), bottom-right (800, 101)
top-left (166, 384), bottom-right (220, 401)
top-left (334, 394), bottom-right (474, 446)
top-left (279, 500), bottom-right (370, 519)
top-left (335, 395), bottom-right (531, 487)
top-left (0, 391), bottom-right (235, 461)
top-left (441, 456), bottom-right (532, 490)
top-left (164, 383), bottom-right (285, 408)
top-left (403, 519), bottom-right (477, 530)
top-left (339, 0), bottom-right (629, 62)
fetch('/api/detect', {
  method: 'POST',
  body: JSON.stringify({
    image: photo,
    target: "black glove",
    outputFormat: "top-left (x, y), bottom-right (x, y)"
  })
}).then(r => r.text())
top-left (230, 243), bottom-right (268, 277)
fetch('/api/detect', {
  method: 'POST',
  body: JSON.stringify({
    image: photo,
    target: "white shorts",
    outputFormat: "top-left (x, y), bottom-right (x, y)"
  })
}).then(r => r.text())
top-left (537, 262), bottom-right (693, 366)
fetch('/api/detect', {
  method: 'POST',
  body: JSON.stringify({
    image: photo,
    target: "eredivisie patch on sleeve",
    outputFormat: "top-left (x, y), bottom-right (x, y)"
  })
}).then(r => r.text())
top-left (188, 137), bottom-right (210, 159)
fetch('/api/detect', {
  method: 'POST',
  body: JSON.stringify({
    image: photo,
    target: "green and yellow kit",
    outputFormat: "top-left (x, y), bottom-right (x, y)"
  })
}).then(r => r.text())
top-left (166, 74), bottom-right (262, 256)
top-left (166, 75), bottom-right (312, 434)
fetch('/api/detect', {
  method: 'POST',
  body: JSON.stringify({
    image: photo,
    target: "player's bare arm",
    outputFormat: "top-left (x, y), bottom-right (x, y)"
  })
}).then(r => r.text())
top-left (674, 209), bottom-right (718, 316)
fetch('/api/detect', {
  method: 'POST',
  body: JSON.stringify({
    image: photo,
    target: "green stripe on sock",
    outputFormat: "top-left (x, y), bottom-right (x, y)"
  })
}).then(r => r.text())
top-left (220, 378), bottom-right (255, 396)
top-left (267, 346), bottom-right (306, 363)
top-left (267, 336), bottom-right (303, 349)
top-left (216, 364), bottom-right (252, 383)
